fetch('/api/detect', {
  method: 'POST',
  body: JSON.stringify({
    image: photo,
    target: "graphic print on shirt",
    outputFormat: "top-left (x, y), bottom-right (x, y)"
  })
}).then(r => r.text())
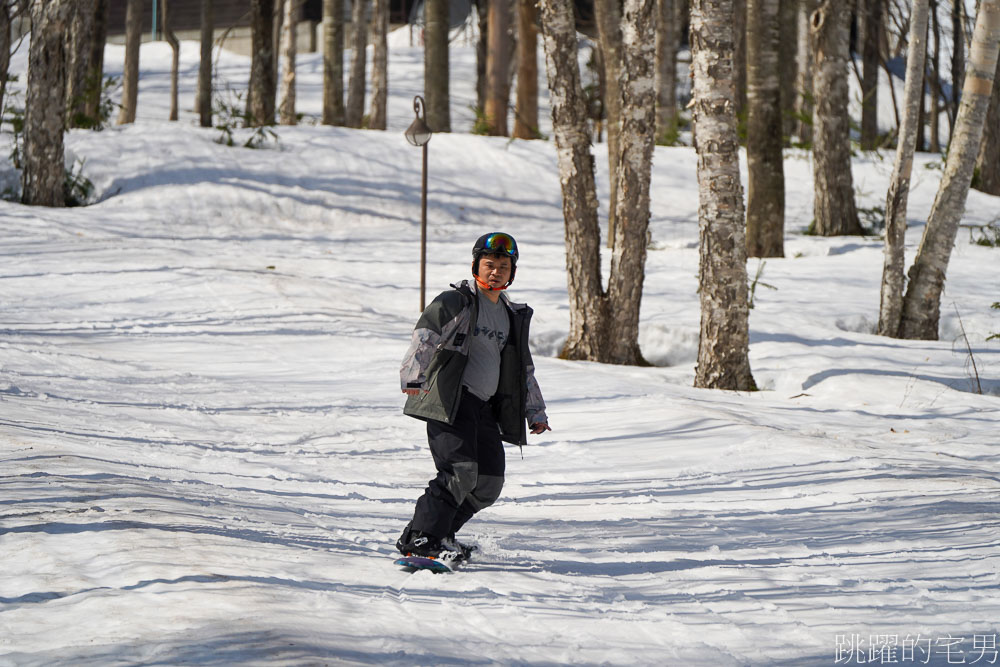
top-left (474, 323), bottom-right (507, 349)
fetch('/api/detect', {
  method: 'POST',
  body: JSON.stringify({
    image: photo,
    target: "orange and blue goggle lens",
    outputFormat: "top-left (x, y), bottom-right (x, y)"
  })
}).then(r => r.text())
top-left (485, 233), bottom-right (517, 256)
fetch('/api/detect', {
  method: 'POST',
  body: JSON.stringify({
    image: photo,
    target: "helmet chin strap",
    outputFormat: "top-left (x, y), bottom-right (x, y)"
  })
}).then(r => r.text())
top-left (474, 274), bottom-right (510, 291)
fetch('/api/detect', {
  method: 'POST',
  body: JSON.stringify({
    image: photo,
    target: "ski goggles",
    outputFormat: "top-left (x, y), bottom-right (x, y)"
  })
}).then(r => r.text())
top-left (483, 233), bottom-right (517, 257)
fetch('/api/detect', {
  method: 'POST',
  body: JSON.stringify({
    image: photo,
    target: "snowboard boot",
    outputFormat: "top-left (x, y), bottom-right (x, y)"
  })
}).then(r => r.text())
top-left (396, 526), bottom-right (464, 564)
top-left (443, 534), bottom-right (478, 561)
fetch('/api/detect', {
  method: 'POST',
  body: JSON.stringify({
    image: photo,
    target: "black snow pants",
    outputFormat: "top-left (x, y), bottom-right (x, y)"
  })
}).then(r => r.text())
top-left (409, 388), bottom-right (506, 538)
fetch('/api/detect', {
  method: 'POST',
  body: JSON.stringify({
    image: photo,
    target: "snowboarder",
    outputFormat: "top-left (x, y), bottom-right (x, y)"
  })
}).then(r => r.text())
top-left (396, 232), bottom-right (550, 564)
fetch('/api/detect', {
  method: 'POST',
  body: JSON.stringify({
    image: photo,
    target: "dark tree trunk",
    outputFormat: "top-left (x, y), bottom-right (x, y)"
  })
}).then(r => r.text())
top-left (65, 0), bottom-right (96, 128)
top-left (0, 1), bottom-right (11, 121)
top-left (345, 0), bottom-right (368, 127)
top-left (199, 0), bottom-right (214, 127)
top-left (322, 0), bottom-right (345, 125)
top-left (162, 0), bottom-right (180, 121)
top-left (860, 0), bottom-right (882, 149)
top-left (746, 0), bottom-right (785, 258)
top-left (369, 0), bottom-right (389, 129)
top-left (117, 0), bottom-right (141, 124)
top-left (655, 0), bottom-right (678, 141)
top-left (485, 0), bottom-right (513, 134)
top-left (24, 0), bottom-right (70, 207)
top-left (512, 0), bottom-right (539, 139)
top-left (593, 0), bottom-right (622, 248)
top-left (248, 0), bottom-right (277, 126)
top-left (475, 0), bottom-right (489, 113)
top-left (811, 0), bottom-right (862, 235)
top-left (425, 0), bottom-right (450, 131)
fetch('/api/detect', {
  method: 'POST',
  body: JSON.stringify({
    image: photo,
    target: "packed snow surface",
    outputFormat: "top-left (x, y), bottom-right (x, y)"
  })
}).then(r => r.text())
top-left (2, 35), bottom-right (1000, 666)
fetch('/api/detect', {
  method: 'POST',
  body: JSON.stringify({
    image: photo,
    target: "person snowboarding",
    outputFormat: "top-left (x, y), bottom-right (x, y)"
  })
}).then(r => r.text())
top-left (396, 232), bottom-right (550, 566)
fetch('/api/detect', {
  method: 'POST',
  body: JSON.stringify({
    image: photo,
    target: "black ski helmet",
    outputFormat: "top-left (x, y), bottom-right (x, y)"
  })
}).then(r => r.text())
top-left (472, 232), bottom-right (519, 286)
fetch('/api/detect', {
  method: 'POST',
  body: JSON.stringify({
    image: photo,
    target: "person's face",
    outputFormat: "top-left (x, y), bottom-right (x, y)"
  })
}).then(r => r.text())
top-left (476, 254), bottom-right (512, 289)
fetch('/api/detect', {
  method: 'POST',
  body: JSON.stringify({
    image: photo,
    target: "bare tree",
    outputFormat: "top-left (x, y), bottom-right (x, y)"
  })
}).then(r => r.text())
top-left (733, 0), bottom-right (747, 116)
top-left (485, 0), bottom-right (513, 134)
top-left (65, 0), bottom-right (96, 128)
top-left (248, 0), bottom-right (277, 126)
top-left (116, 0), bottom-right (141, 125)
top-left (860, 0), bottom-right (882, 149)
top-left (795, 0), bottom-right (817, 144)
top-left (0, 1), bottom-right (13, 119)
top-left (279, 0), bottom-right (300, 125)
top-left (24, 0), bottom-right (70, 206)
top-left (593, 0), bottom-right (623, 248)
top-left (928, 0), bottom-right (941, 152)
top-left (811, 0), bottom-right (862, 235)
top-left (512, 0), bottom-right (539, 139)
top-left (974, 50), bottom-right (1000, 194)
top-left (900, 0), bottom-right (1000, 340)
top-left (368, 0), bottom-right (388, 130)
top-left (538, 0), bottom-right (656, 365)
top-left (425, 0), bottom-right (450, 131)
top-left (950, 0), bottom-right (965, 138)
top-left (474, 0), bottom-right (489, 113)
top-left (345, 0), bottom-right (368, 127)
top-left (779, 0), bottom-right (798, 141)
top-left (691, 0), bottom-right (756, 390)
top-left (655, 0), bottom-right (678, 141)
top-left (198, 0), bottom-right (213, 128)
top-left (746, 0), bottom-right (785, 258)
top-left (162, 0), bottom-right (180, 121)
top-left (878, 0), bottom-right (929, 338)
top-left (322, 0), bottom-right (345, 125)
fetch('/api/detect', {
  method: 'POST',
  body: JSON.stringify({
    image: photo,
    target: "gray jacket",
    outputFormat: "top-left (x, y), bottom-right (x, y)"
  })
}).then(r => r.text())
top-left (400, 280), bottom-right (547, 446)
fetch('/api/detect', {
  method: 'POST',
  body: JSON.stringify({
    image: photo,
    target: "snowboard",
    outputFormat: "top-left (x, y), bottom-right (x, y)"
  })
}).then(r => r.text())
top-left (394, 554), bottom-right (458, 573)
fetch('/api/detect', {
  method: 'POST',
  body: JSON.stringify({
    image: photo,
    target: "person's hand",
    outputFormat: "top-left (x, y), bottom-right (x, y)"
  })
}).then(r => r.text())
top-left (530, 422), bottom-right (551, 434)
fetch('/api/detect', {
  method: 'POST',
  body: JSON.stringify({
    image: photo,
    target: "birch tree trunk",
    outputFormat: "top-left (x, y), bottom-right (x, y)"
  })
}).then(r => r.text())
top-left (162, 0), bottom-right (180, 121)
top-left (605, 0), bottom-right (657, 365)
top-left (425, 0), bottom-right (450, 131)
top-left (878, 0), bottom-right (929, 338)
top-left (811, 0), bottom-right (862, 235)
top-left (248, 0), bottom-right (277, 126)
top-left (368, 0), bottom-right (388, 130)
top-left (512, 0), bottom-right (539, 139)
top-left (65, 0), bottom-right (96, 128)
top-left (538, 0), bottom-right (608, 361)
top-left (322, 0), bottom-right (345, 125)
top-left (655, 0), bottom-right (678, 141)
top-left (900, 0), bottom-right (1000, 340)
top-left (860, 0), bottom-right (881, 149)
top-left (795, 0), bottom-right (816, 144)
top-left (485, 0), bottom-right (512, 134)
top-left (746, 0), bottom-right (785, 258)
top-left (691, 0), bottom-right (756, 390)
top-left (345, 0), bottom-right (368, 127)
top-left (116, 0), bottom-right (141, 125)
top-left (974, 51), bottom-right (1000, 195)
top-left (198, 0), bottom-right (213, 127)
top-left (279, 0), bottom-right (299, 125)
top-left (24, 0), bottom-right (70, 207)
top-left (593, 0), bottom-right (622, 248)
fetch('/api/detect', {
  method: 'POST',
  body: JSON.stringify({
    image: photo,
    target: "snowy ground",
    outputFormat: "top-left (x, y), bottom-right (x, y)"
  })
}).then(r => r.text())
top-left (2, 36), bottom-right (1000, 666)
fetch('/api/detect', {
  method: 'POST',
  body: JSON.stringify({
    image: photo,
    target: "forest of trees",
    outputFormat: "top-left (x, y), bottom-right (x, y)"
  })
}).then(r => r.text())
top-left (5, 0), bottom-right (1000, 389)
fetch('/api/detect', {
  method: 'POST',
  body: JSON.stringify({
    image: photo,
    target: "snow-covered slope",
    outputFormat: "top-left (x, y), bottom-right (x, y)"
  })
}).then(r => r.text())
top-left (1, 37), bottom-right (999, 666)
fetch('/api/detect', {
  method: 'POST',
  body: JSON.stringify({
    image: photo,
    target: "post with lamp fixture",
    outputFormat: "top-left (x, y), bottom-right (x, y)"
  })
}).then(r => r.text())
top-left (404, 95), bottom-right (433, 310)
